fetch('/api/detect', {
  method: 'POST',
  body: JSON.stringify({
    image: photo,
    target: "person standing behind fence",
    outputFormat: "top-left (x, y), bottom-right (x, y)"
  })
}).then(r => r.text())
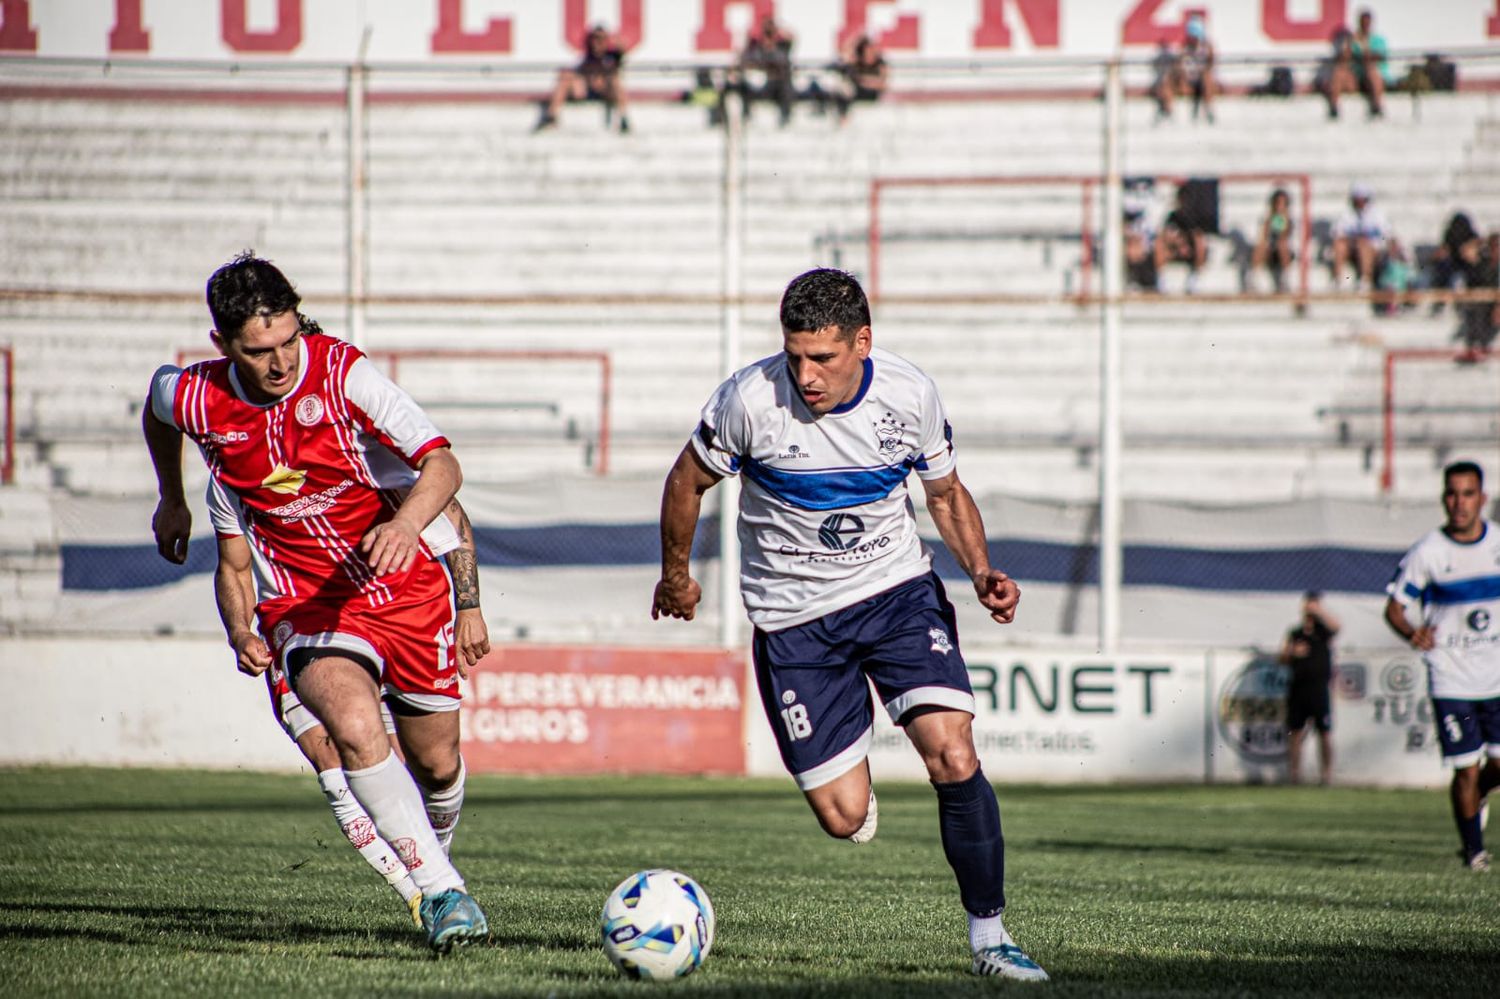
top-left (1279, 591), bottom-right (1340, 785)
top-left (1384, 460), bottom-right (1500, 872)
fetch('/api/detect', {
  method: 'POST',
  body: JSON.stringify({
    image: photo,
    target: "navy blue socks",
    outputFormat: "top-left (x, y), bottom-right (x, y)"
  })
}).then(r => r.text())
top-left (932, 767), bottom-right (1005, 917)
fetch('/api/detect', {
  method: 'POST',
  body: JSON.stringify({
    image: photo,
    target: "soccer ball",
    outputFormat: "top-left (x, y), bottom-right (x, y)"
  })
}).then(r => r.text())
top-left (599, 869), bottom-right (715, 980)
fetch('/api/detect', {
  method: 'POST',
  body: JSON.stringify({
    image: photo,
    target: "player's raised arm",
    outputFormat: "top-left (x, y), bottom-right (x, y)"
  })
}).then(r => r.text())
top-left (214, 532), bottom-right (271, 676)
top-left (652, 444), bottom-right (722, 621)
top-left (921, 470), bottom-right (1020, 624)
top-left (142, 375), bottom-right (192, 565)
top-left (361, 446), bottom-right (462, 577)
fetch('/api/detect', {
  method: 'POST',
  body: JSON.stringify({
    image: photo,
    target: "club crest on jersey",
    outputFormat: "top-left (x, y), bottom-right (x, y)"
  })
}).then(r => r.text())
top-left (873, 411), bottom-right (907, 457)
top-left (261, 463), bottom-right (308, 495)
top-left (929, 628), bottom-right (953, 655)
top-left (295, 395), bottom-right (325, 427)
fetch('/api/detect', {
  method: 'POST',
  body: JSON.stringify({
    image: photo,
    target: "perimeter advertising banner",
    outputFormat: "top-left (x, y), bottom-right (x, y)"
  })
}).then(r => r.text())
top-left (459, 645), bottom-right (746, 775)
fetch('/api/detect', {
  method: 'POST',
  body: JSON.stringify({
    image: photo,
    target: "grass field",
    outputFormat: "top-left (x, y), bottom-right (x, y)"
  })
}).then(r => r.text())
top-left (1, 768), bottom-right (1495, 997)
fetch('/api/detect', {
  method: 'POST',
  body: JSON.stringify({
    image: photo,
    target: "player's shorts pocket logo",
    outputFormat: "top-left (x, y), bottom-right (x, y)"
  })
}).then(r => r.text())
top-left (929, 628), bottom-right (953, 655)
top-left (272, 621), bottom-right (294, 648)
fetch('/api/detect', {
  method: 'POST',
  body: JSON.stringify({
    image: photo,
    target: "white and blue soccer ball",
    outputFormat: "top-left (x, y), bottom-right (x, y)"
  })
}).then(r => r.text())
top-left (600, 869), bottom-right (715, 980)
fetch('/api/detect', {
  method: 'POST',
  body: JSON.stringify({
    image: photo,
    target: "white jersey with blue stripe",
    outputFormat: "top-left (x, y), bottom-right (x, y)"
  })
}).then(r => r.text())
top-left (1386, 520), bottom-right (1500, 699)
top-left (690, 346), bottom-right (957, 631)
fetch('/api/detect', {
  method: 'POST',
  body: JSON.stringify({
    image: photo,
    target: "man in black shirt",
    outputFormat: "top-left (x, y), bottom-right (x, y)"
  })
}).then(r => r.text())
top-left (1280, 591), bottom-right (1340, 785)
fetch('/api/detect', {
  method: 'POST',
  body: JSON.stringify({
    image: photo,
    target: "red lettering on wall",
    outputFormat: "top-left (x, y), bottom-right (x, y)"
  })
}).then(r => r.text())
top-left (973, 0), bottom-right (1060, 50)
top-left (1120, 0), bottom-right (1207, 46)
top-left (564, 0), bottom-right (642, 50)
top-left (109, 0), bottom-right (151, 52)
top-left (431, 0), bottom-right (513, 53)
top-left (1261, 0), bottom-right (1344, 42)
top-left (222, 0), bottom-right (302, 53)
top-left (694, 0), bottom-right (775, 52)
top-left (0, 0), bottom-right (37, 52)
top-left (1488, 0), bottom-right (1500, 36)
top-left (838, 0), bottom-right (919, 51)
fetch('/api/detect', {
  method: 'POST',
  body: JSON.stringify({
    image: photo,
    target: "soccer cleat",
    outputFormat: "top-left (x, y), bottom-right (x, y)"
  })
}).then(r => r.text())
top-left (407, 893), bottom-right (424, 929)
top-left (420, 888), bottom-right (490, 953)
top-left (1463, 849), bottom-right (1491, 873)
top-left (972, 942), bottom-right (1050, 982)
top-left (847, 789), bottom-right (878, 845)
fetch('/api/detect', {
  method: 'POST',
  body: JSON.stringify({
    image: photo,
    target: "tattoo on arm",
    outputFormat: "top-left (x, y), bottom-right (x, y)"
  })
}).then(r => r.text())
top-left (445, 500), bottom-right (481, 610)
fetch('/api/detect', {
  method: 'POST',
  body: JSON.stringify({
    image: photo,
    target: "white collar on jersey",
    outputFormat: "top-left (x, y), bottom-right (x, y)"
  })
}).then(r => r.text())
top-left (227, 336), bottom-right (310, 408)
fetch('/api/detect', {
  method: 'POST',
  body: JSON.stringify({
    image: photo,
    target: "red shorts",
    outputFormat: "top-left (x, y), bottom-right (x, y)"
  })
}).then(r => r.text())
top-left (259, 557), bottom-right (461, 713)
top-left (263, 665), bottom-right (398, 741)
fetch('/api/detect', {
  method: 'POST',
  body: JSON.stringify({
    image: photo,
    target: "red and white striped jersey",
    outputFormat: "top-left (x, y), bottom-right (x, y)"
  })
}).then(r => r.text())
top-left (151, 332), bottom-right (460, 608)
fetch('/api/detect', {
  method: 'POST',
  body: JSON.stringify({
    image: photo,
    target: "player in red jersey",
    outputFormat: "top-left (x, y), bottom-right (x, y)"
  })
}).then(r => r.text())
top-left (143, 252), bottom-right (489, 953)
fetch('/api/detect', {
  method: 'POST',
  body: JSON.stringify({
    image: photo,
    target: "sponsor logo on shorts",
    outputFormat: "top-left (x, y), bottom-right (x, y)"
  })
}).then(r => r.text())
top-left (272, 621), bottom-right (294, 648)
top-left (434, 674), bottom-right (459, 690)
top-left (929, 628), bottom-right (953, 655)
top-left (781, 689), bottom-right (797, 705)
top-left (295, 394), bottom-right (325, 427)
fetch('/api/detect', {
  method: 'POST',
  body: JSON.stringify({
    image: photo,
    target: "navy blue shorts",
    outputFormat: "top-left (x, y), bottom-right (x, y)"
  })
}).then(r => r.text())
top-left (751, 572), bottom-right (976, 790)
top-left (1431, 696), bottom-right (1500, 768)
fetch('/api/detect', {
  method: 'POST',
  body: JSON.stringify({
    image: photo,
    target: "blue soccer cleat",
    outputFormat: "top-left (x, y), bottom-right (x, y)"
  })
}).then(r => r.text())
top-left (420, 888), bottom-right (490, 954)
top-left (972, 941), bottom-right (1050, 982)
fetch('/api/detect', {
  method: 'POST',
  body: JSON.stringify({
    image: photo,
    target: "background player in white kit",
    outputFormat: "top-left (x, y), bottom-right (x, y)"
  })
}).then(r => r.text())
top-left (142, 252), bottom-right (489, 951)
top-left (652, 268), bottom-right (1047, 981)
top-left (1385, 460), bottom-right (1500, 872)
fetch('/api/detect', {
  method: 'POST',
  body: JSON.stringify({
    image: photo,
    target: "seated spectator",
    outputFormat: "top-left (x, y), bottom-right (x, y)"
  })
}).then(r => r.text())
top-left (1150, 14), bottom-right (1218, 124)
top-left (1124, 207), bottom-right (1159, 292)
top-left (1319, 10), bottom-right (1388, 119)
top-left (1331, 183), bottom-right (1392, 290)
top-left (732, 14), bottom-right (796, 126)
top-left (1252, 188), bottom-right (1296, 293)
top-left (535, 25), bottom-right (629, 134)
top-left (1155, 185), bottom-right (1210, 293)
top-left (833, 34), bottom-right (888, 123)
top-left (1456, 232), bottom-right (1499, 356)
top-left (681, 67), bottom-right (727, 128)
top-left (1429, 212), bottom-right (1485, 310)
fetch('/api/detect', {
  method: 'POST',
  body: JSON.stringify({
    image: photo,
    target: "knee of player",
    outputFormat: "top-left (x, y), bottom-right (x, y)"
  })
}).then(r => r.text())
top-left (923, 743), bottom-right (979, 784)
top-left (816, 808), bottom-right (868, 840)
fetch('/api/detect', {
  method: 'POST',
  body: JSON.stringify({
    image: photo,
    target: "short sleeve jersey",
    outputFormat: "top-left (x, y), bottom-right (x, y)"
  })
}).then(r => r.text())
top-left (1386, 521), bottom-right (1500, 699)
top-left (690, 346), bottom-right (956, 631)
top-left (150, 332), bottom-right (459, 608)
top-left (1335, 204), bottom-right (1390, 244)
top-left (1284, 620), bottom-right (1334, 697)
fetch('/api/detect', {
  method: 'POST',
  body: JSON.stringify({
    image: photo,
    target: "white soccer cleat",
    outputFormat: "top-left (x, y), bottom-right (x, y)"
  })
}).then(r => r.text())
top-left (846, 789), bottom-right (878, 844)
top-left (1463, 849), bottom-right (1491, 873)
top-left (972, 942), bottom-right (1050, 982)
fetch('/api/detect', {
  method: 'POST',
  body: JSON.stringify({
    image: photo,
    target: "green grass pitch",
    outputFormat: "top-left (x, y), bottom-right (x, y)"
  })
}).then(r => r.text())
top-left (1, 768), bottom-right (1495, 996)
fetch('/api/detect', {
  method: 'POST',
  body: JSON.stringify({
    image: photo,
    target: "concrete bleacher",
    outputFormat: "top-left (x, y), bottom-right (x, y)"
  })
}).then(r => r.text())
top-left (1, 84), bottom-right (1498, 507)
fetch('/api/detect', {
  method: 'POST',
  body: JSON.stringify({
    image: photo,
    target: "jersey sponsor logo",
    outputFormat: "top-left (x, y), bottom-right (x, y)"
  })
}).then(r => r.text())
top-left (817, 513), bottom-right (865, 550)
top-left (1468, 609), bottom-right (1492, 632)
top-left (776, 444), bottom-right (812, 460)
top-left (873, 411), bottom-right (908, 458)
top-left (261, 463), bottom-right (308, 495)
top-left (929, 628), bottom-right (953, 655)
top-left (204, 430), bottom-right (250, 446)
top-left (265, 478), bottom-right (355, 520)
top-left (294, 394), bottom-right (325, 427)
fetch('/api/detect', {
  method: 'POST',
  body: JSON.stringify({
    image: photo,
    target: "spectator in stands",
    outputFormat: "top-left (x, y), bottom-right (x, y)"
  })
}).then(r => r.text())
top-left (732, 14), bottom-right (796, 126)
top-left (832, 34), bottom-right (889, 124)
top-left (1154, 184), bottom-right (1209, 294)
top-left (1331, 182), bottom-right (1393, 290)
top-left (1456, 232), bottom-right (1500, 357)
top-left (534, 25), bottom-right (630, 134)
top-left (1279, 591), bottom-right (1340, 786)
top-left (1251, 188), bottom-right (1296, 294)
top-left (1319, 10), bottom-right (1389, 119)
top-left (1150, 13), bottom-right (1218, 124)
top-left (1429, 212), bottom-right (1486, 311)
top-left (1124, 206), bottom-right (1160, 292)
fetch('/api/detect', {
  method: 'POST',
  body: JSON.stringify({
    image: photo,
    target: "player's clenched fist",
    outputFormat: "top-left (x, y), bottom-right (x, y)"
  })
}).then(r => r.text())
top-left (973, 569), bottom-right (1020, 624)
top-left (652, 575), bottom-right (702, 621)
top-left (230, 630), bottom-right (272, 677)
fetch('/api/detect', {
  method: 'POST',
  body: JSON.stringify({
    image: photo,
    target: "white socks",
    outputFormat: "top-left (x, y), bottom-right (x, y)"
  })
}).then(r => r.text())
top-left (317, 768), bottom-right (421, 905)
top-left (420, 757), bottom-right (466, 857)
top-left (969, 912), bottom-right (1011, 953)
top-left (344, 751), bottom-right (464, 896)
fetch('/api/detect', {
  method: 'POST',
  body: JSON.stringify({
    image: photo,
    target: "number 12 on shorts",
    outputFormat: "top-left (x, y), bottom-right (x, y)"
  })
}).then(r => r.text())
top-left (780, 703), bottom-right (813, 740)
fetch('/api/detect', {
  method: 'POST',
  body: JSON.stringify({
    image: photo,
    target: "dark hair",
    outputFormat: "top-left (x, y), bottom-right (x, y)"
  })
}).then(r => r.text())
top-left (206, 251), bottom-right (301, 340)
top-left (1270, 187), bottom-right (1289, 205)
top-left (1303, 589), bottom-right (1322, 601)
top-left (780, 268), bottom-right (871, 342)
top-left (1444, 460), bottom-right (1484, 489)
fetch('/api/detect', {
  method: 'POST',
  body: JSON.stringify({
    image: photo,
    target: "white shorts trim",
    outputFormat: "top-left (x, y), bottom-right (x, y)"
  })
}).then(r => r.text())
top-left (384, 685), bottom-right (462, 714)
top-left (883, 685), bottom-right (975, 724)
top-left (1445, 749), bottom-right (1487, 770)
top-left (278, 682), bottom-right (399, 742)
top-left (793, 724), bottom-right (873, 791)
top-left (280, 631), bottom-right (386, 676)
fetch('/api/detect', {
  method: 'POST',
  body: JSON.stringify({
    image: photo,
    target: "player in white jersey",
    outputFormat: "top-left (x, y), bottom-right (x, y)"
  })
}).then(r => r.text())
top-left (652, 269), bottom-right (1047, 981)
top-left (1385, 461), bottom-right (1500, 872)
top-left (143, 253), bottom-right (489, 950)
